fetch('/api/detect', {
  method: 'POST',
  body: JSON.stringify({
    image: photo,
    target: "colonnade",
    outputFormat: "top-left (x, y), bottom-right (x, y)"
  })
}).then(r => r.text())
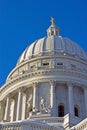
top-left (0, 81), bottom-right (87, 122)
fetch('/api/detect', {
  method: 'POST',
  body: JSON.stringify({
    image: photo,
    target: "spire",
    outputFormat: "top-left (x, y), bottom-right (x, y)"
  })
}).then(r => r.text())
top-left (47, 17), bottom-right (60, 36)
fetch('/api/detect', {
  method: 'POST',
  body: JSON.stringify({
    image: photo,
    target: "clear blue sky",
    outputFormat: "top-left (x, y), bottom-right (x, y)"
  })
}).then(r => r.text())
top-left (0, 0), bottom-right (87, 86)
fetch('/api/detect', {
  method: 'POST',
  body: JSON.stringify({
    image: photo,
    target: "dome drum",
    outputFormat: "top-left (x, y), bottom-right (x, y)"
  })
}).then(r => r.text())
top-left (7, 53), bottom-right (87, 82)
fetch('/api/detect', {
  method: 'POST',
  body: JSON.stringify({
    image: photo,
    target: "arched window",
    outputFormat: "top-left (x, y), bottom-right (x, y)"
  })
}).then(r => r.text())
top-left (58, 105), bottom-right (64, 117)
top-left (74, 106), bottom-right (79, 117)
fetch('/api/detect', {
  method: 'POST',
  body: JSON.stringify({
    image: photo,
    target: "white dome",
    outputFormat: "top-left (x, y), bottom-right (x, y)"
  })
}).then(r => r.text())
top-left (17, 19), bottom-right (87, 65)
top-left (17, 35), bottom-right (87, 65)
top-left (1, 18), bottom-right (87, 130)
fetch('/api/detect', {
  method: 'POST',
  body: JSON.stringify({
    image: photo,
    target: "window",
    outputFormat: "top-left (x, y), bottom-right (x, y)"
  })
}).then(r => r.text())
top-left (43, 63), bottom-right (49, 66)
top-left (71, 64), bottom-right (76, 70)
top-left (74, 106), bottom-right (79, 117)
top-left (51, 31), bottom-right (54, 35)
top-left (57, 63), bottom-right (63, 66)
top-left (57, 63), bottom-right (63, 68)
top-left (58, 105), bottom-right (64, 117)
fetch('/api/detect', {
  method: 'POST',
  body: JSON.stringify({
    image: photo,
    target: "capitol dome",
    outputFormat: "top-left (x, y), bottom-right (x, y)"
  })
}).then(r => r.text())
top-left (17, 19), bottom-right (87, 65)
top-left (0, 18), bottom-right (87, 130)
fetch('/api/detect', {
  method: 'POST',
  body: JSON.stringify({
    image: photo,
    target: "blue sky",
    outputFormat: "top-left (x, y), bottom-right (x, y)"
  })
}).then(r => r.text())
top-left (0, 0), bottom-right (87, 86)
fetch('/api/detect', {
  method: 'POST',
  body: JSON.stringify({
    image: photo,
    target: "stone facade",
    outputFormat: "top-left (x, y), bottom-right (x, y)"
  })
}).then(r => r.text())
top-left (0, 18), bottom-right (87, 130)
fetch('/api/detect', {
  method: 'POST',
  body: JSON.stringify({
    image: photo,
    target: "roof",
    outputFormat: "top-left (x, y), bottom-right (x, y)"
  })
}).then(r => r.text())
top-left (17, 18), bottom-right (87, 65)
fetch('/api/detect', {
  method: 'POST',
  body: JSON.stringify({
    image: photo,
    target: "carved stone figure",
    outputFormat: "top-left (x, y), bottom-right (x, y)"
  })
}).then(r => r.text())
top-left (47, 105), bottom-right (51, 113)
top-left (40, 97), bottom-right (51, 113)
top-left (27, 94), bottom-right (32, 112)
top-left (40, 97), bottom-right (47, 110)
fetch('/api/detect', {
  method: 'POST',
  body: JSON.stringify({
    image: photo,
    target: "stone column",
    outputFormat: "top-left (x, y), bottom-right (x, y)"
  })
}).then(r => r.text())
top-left (50, 80), bottom-right (56, 116)
top-left (22, 93), bottom-right (26, 120)
top-left (68, 82), bottom-right (74, 115)
top-left (0, 101), bottom-right (3, 121)
top-left (4, 95), bottom-right (11, 121)
top-left (16, 88), bottom-right (23, 120)
top-left (10, 99), bottom-right (15, 122)
top-left (33, 83), bottom-right (37, 111)
top-left (84, 87), bottom-right (87, 116)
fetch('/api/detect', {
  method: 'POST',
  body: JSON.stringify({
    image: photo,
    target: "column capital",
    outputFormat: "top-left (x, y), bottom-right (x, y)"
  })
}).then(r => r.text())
top-left (6, 93), bottom-right (11, 98)
top-left (67, 81), bottom-right (73, 87)
top-left (49, 80), bottom-right (56, 86)
top-left (17, 87), bottom-right (23, 93)
top-left (5, 94), bottom-right (11, 104)
top-left (32, 82), bottom-right (38, 88)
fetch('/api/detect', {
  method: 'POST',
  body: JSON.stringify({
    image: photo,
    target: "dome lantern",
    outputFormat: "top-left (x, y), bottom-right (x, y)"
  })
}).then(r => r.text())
top-left (47, 17), bottom-right (60, 36)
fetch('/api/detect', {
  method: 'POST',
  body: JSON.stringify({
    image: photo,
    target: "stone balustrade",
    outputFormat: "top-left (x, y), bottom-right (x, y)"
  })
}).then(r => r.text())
top-left (0, 123), bottom-right (21, 130)
top-left (73, 118), bottom-right (87, 130)
top-left (0, 120), bottom-right (58, 130)
top-left (32, 117), bottom-right (64, 124)
top-left (1, 116), bottom-right (87, 130)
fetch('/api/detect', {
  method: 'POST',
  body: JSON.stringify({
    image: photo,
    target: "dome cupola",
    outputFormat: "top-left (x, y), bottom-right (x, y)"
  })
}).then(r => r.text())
top-left (47, 17), bottom-right (60, 36)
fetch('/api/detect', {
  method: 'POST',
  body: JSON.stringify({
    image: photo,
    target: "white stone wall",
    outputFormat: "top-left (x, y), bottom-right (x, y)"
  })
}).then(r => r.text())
top-left (73, 86), bottom-right (85, 118)
top-left (56, 85), bottom-right (68, 116)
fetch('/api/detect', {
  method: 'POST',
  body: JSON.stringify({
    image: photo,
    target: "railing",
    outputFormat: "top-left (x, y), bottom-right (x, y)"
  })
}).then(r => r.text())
top-left (74, 118), bottom-right (87, 130)
top-left (31, 117), bottom-right (64, 126)
top-left (37, 117), bottom-right (64, 123)
top-left (0, 120), bottom-right (58, 130)
top-left (0, 123), bottom-right (21, 130)
top-left (1, 115), bottom-right (86, 130)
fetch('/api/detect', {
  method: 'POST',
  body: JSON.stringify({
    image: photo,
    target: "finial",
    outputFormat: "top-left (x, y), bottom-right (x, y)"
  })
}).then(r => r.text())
top-left (51, 17), bottom-right (55, 25)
